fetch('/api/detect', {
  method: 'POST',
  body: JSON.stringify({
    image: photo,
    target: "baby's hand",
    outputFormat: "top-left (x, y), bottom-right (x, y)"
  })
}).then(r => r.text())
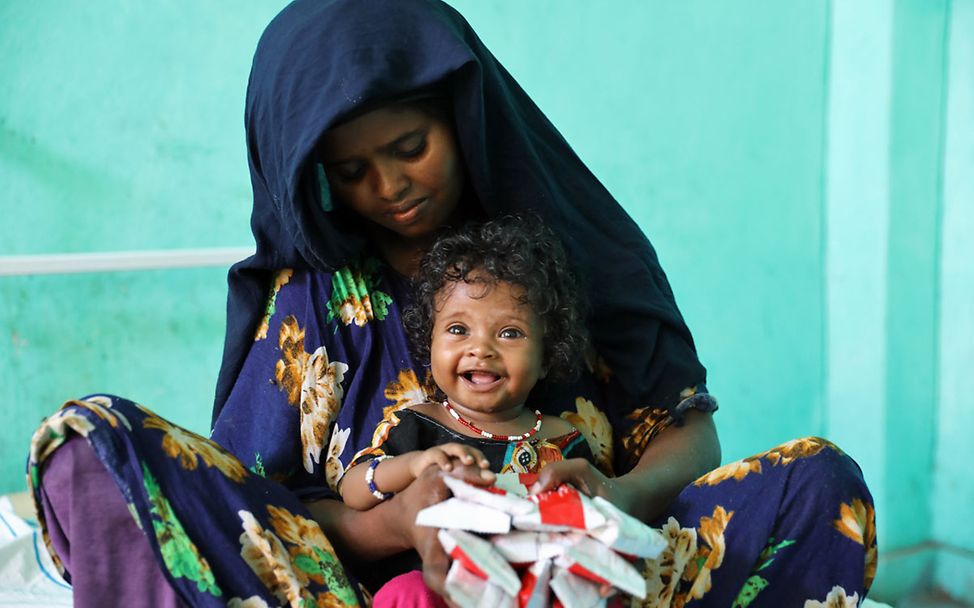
top-left (411, 443), bottom-right (491, 477)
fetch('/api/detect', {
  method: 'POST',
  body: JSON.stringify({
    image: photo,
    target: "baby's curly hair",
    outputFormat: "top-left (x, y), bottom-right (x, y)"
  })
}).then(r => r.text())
top-left (404, 215), bottom-right (587, 381)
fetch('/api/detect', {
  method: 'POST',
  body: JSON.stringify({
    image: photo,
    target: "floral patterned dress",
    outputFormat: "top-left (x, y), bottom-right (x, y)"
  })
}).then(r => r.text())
top-left (27, 257), bottom-right (876, 607)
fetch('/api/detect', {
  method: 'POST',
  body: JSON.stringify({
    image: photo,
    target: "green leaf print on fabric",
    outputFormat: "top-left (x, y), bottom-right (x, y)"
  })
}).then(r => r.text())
top-left (755, 537), bottom-right (796, 572)
top-left (292, 547), bottom-right (358, 606)
top-left (733, 575), bottom-right (769, 608)
top-left (255, 269), bottom-right (294, 341)
top-left (314, 546), bottom-right (357, 605)
top-left (142, 464), bottom-right (222, 597)
top-left (251, 452), bottom-right (267, 477)
top-left (732, 537), bottom-right (796, 607)
top-left (326, 258), bottom-right (393, 327)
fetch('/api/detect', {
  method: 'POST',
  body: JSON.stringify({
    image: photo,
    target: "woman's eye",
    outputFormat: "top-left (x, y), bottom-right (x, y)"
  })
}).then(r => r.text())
top-left (447, 325), bottom-right (466, 335)
top-left (396, 137), bottom-right (426, 159)
top-left (499, 328), bottom-right (523, 339)
top-left (330, 163), bottom-right (365, 182)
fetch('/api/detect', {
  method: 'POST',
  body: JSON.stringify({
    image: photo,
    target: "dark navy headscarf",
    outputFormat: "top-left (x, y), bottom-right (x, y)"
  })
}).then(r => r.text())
top-left (213, 0), bottom-right (706, 424)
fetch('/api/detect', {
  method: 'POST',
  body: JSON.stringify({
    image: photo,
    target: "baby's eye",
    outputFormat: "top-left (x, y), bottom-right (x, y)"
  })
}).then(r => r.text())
top-left (447, 324), bottom-right (467, 336)
top-left (499, 328), bottom-right (524, 339)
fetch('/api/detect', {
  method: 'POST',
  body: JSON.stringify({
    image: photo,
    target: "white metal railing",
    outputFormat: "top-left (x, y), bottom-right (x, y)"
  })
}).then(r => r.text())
top-left (0, 248), bottom-right (254, 276)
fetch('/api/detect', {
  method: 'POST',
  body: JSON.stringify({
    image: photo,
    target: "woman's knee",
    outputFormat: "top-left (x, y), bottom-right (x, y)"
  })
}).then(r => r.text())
top-left (777, 437), bottom-right (871, 503)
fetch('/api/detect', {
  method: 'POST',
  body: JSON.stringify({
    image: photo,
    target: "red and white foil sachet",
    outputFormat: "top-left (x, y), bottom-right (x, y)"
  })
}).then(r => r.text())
top-left (444, 560), bottom-right (516, 608)
top-left (438, 528), bottom-right (521, 597)
top-left (416, 474), bottom-right (667, 607)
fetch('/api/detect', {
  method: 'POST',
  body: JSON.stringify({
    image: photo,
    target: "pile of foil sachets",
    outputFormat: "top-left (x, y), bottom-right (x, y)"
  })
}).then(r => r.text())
top-left (415, 473), bottom-right (667, 608)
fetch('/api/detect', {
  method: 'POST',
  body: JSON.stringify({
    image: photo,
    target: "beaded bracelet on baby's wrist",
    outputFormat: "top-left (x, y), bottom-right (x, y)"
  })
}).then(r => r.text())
top-left (365, 455), bottom-right (394, 501)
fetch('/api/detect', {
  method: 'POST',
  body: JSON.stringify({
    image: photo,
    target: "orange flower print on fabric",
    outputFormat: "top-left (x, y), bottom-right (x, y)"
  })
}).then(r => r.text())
top-left (383, 369), bottom-right (436, 419)
top-left (349, 446), bottom-right (387, 468)
top-left (696, 436), bottom-right (842, 487)
top-left (694, 457), bottom-right (763, 487)
top-left (761, 436), bottom-right (839, 467)
top-left (68, 395), bottom-right (133, 430)
top-left (254, 269), bottom-right (293, 341)
top-left (324, 426), bottom-right (351, 493)
top-left (344, 369), bottom-right (435, 469)
top-left (299, 346), bottom-right (349, 474)
top-left (561, 397), bottom-right (614, 476)
top-left (622, 406), bottom-right (673, 469)
top-left (273, 315), bottom-right (351, 474)
top-left (143, 413), bottom-right (248, 483)
top-left (266, 506), bottom-right (357, 605)
top-left (238, 510), bottom-right (307, 607)
top-left (833, 498), bottom-right (877, 589)
top-left (630, 507), bottom-right (733, 608)
top-left (365, 411), bottom-right (405, 455)
top-left (275, 315), bottom-right (307, 406)
top-left (804, 585), bottom-right (860, 608)
top-left (237, 508), bottom-right (359, 608)
top-left (685, 505), bottom-right (734, 600)
top-left (635, 517), bottom-right (699, 608)
top-left (29, 407), bottom-right (97, 467)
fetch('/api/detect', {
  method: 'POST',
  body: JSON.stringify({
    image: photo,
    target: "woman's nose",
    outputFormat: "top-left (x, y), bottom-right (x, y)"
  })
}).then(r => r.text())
top-left (373, 162), bottom-right (410, 201)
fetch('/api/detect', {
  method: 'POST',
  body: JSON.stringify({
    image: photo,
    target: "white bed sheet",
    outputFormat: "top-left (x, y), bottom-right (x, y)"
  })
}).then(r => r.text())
top-left (0, 495), bottom-right (72, 607)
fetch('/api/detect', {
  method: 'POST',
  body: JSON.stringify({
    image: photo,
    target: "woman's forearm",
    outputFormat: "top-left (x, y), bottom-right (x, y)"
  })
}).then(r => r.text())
top-left (611, 409), bottom-right (721, 523)
top-left (304, 497), bottom-right (412, 561)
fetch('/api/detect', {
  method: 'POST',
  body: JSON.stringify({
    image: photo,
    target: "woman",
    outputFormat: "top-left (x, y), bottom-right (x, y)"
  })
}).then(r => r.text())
top-left (28, 0), bottom-right (876, 606)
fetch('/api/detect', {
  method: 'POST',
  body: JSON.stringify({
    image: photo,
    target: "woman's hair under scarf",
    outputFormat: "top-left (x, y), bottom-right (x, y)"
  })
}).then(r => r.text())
top-left (213, 0), bottom-right (706, 425)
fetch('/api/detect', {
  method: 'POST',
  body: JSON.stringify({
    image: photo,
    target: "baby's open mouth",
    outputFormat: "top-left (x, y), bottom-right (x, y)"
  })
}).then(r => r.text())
top-left (462, 371), bottom-right (501, 384)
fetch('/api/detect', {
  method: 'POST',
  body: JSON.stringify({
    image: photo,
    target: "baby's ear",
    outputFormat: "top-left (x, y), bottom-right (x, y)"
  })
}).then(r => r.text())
top-left (539, 365), bottom-right (548, 380)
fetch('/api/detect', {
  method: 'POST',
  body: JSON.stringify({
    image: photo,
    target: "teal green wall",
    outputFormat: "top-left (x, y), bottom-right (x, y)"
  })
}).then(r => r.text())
top-left (2, 1), bottom-right (971, 601)
top-left (934, 1), bottom-right (974, 600)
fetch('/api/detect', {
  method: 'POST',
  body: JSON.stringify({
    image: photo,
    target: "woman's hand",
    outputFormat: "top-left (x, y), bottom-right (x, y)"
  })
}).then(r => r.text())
top-left (529, 458), bottom-right (632, 512)
top-left (396, 462), bottom-right (495, 599)
top-left (536, 410), bottom-right (720, 524)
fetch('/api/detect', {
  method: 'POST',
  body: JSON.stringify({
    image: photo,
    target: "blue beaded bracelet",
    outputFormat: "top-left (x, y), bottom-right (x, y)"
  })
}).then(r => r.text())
top-left (366, 456), bottom-right (394, 500)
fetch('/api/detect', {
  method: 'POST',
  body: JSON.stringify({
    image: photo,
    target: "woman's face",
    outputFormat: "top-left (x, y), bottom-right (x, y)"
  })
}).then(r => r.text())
top-left (318, 104), bottom-right (464, 244)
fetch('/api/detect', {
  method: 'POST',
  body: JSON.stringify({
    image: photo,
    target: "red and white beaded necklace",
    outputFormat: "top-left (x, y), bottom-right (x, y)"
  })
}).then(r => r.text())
top-left (442, 400), bottom-right (542, 441)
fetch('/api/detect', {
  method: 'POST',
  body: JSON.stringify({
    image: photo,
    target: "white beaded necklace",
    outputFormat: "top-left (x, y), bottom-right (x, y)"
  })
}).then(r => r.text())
top-left (442, 400), bottom-right (542, 441)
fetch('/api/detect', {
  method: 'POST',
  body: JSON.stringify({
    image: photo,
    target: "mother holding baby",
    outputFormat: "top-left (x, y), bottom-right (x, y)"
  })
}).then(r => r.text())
top-left (28, 1), bottom-right (875, 606)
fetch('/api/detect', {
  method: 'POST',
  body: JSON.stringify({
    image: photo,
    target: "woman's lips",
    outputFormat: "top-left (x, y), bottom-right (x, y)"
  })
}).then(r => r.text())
top-left (388, 197), bottom-right (427, 224)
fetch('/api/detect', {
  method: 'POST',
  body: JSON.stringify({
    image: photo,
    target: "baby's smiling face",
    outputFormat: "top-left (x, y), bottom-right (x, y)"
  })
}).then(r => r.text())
top-left (429, 277), bottom-right (547, 424)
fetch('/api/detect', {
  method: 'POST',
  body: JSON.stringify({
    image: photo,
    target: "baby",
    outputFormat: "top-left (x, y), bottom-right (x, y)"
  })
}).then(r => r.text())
top-left (339, 215), bottom-right (594, 509)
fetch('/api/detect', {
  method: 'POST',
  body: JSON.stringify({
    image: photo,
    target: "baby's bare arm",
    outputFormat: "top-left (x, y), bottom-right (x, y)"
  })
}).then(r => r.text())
top-left (340, 453), bottom-right (423, 510)
top-left (339, 444), bottom-right (491, 510)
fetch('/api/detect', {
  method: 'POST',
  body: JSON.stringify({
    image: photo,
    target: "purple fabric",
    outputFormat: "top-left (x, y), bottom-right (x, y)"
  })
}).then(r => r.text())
top-left (38, 435), bottom-right (187, 608)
